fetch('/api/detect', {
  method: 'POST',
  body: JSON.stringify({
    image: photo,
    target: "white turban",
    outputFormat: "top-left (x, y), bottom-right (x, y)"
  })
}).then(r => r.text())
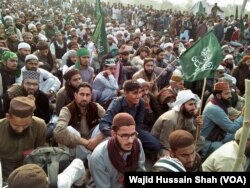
top-left (173, 90), bottom-right (196, 112)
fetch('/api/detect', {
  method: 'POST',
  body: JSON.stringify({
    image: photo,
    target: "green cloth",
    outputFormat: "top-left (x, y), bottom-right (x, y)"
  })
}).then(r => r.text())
top-left (92, 15), bottom-right (109, 58)
top-left (5, 28), bottom-right (15, 37)
top-left (2, 51), bottom-right (18, 61)
top-left (77, 48), bottom-right (89, 57)
top-left (179, 30), bottom-right (223, 81)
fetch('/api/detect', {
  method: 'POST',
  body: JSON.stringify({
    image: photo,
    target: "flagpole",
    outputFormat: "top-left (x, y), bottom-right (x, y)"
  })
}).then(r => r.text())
top-left (232, 79), bottom-right (250, 171)
top-left (195, 77), bottom-right (207, 147)
top-left (152, 58), bottom-right (179, 83)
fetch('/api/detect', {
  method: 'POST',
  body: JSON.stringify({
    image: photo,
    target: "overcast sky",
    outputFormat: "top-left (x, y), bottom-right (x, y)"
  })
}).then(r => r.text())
top-left (166, 0), bottom-right (250, 10)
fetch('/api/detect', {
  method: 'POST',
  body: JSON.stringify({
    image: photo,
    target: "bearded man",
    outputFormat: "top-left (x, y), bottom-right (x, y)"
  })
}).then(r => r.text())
top-left (201, 82), bottom-right (243, 158)
top-left (151, 89), bottom-right (204, 156)
top-left (55, 69), bottom-right (82, 116)
top-left (3, 70), bottom-right (50, 123)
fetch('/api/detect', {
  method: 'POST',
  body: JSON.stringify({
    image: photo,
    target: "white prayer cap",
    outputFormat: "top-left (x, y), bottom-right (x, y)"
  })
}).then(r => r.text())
top-left (25, 54), bottom-right (38, 62)
top-left (216, 65), bottom-right (225, 70)
top-left (3, 15), bottom-right (13, 21)
top-left (135, 28), bottom-right (141, 34)
top-left (163, 43), bottom-right (173, 49)
top-left (173, 90), bottom-right (196, 112)
top-left (18, 42), bottom-right (31, 50)
top-left (223, 54), bottom-right (233, 61)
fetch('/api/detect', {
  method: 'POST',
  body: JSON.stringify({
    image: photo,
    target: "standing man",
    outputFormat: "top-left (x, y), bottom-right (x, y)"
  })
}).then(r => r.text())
top-left (88, 113), bottom-right (145, 188)
top-left (0, 96), bottom-right (46, 182)
top-left (54, 82), bottom-right (106, 160)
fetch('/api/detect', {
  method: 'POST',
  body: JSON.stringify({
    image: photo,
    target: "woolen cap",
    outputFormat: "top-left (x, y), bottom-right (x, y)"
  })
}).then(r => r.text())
top-left (242, 55), bottom-right (250, 62)
top-left (8, 164), bottom-right (47, 188)
top-left (112, 113), bottom-right (136, 128)
top-left (213, 82), bottom-right (230, 91)
top-left (23, 70), bottom-right (40, 80)
top-left (9, 96), bottom-right (36, 118)
top-left (168, 130), bottom-right (194, 150)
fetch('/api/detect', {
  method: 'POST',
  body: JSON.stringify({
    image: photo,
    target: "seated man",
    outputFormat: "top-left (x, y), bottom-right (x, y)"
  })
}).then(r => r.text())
top-left (88, 113), bottom-right (145, 188)
top-left (55, 69), bottom-right (82, 116)
top-left (3, 70), bottom-right (50, 123)
top-left (168, 130), bottom-right (203, 172)
top-left (202, 127), bottom-right (250, 172)
top-left (16, 54), bottom-right (61, 97)
top-left (0, 96), bottom-right (46, 182)
top-left (92, 58), bottom-right (119, 107)
top-left (151, 90), bottom-right (204, 156)
top-left (201, 82), bottom-right (243, 158)
top-left (54, 82), bottom-right (106, 161)
top-left (98, 79), bottom-right (162, 158)
top-left (7, 159), bottom-right (85, 188)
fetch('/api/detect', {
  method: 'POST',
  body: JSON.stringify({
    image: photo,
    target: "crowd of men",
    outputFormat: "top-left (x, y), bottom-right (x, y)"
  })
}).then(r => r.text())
top-left (1, 0), bottom-right (250, 187)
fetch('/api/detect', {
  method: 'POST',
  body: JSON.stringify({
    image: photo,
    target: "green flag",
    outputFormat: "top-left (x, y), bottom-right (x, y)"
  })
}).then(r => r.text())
top-left (197, 1), bottom-right (205, 18)
top-left (235, 5), bottom-right (238, 20)
top-left (92, 15), bottom-right (109, 58)
top-left (240, 17), bottom-right (245, 39)
top-left (179, 31), bottom-right (223, 81)
top-left (95, 0), bottom-right (102, 20)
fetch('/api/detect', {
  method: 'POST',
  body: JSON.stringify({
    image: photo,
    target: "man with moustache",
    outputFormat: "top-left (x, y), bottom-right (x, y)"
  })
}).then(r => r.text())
top-left (3, 70), bottom-right (50, 123)
top-left (0, 96), bottom-right (46, 182)
top-left (98, 79), bottom-right (161, 158)
top-left (167, 74), bottom-right (185, 97)
top-left (54, 82), bottom-right (106, 161)
top-left (132, 57), bottom-right (158, 96)
top-left (151, 90), bottom-right (204, 156)
top-left (16, 42), bottom-right (31, 68)
top-left (0, 51), bottom-right (18, 118)
top-left (201, 82), bottom-right (243, 158)
top-left (88, 113), bottom-right (145, 188)
top-left (55, 69), bottom-right (82, 116)
top-left (16, 54), bottom-right (61, 98)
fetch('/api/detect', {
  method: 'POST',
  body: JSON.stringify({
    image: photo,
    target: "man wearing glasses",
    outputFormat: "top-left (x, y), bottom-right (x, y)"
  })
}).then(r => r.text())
top-left (88, 113), bottom-right (145, 188)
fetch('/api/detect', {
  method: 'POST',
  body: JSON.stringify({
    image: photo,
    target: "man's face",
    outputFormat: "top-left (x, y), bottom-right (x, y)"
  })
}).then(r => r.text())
top-left (23, 78), bottom-right (39, 95)
top-left (125, 89), bottom-right (142, 106)
top-left (69, 74), bottom-right (82, 88)
top-left (40, 49), bottom-right (49, 56)
top-left (5, 58), bottom-right (18, 71)
top-left (9, 34), bottom-right (18, 41)
top-left (112, 125), bottom-right (137, 152)
top-left (220, 89), bottom-right (232, 104)
top-left (141, 86), bottom-right (149, 97)
top-left (26, 60), bottom-right (39, 71)
top-left (181, 100), bottom-right (196, 119)
top-left (74, 87), bottom-right (92, 108)
top-left (157, 52), bottom-right (164, 62)
top-left (144, 61), bottom-right (154, 74)
top-left (171, 144), bottom-right (196, 168)
top-left (24, 35), bottom-right (33, 43)
top-left (105, 65), bottom-right (117, 75)
top-left (79, 56), bottom-right (90, 67)
top-left (172, 80), bottom-right (184, 93)
top-left (215, 70), bottom-right (225, 79)
top-left (20, 48), bottom-right (31, 57)
top-left (7, 114), bottom-right (32, 133)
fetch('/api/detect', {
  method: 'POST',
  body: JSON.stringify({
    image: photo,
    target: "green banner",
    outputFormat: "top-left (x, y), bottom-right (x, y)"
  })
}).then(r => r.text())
top-left (179, 30), bottom-right (223, 81)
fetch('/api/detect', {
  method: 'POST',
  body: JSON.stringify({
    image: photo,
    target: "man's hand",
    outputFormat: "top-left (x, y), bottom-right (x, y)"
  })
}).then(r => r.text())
top-left (103, 69), bottom-right (111, 78)
top-left (86, 138), bottom-right (99, 151)
top-left (195, 115), bottom-right (203, 129)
